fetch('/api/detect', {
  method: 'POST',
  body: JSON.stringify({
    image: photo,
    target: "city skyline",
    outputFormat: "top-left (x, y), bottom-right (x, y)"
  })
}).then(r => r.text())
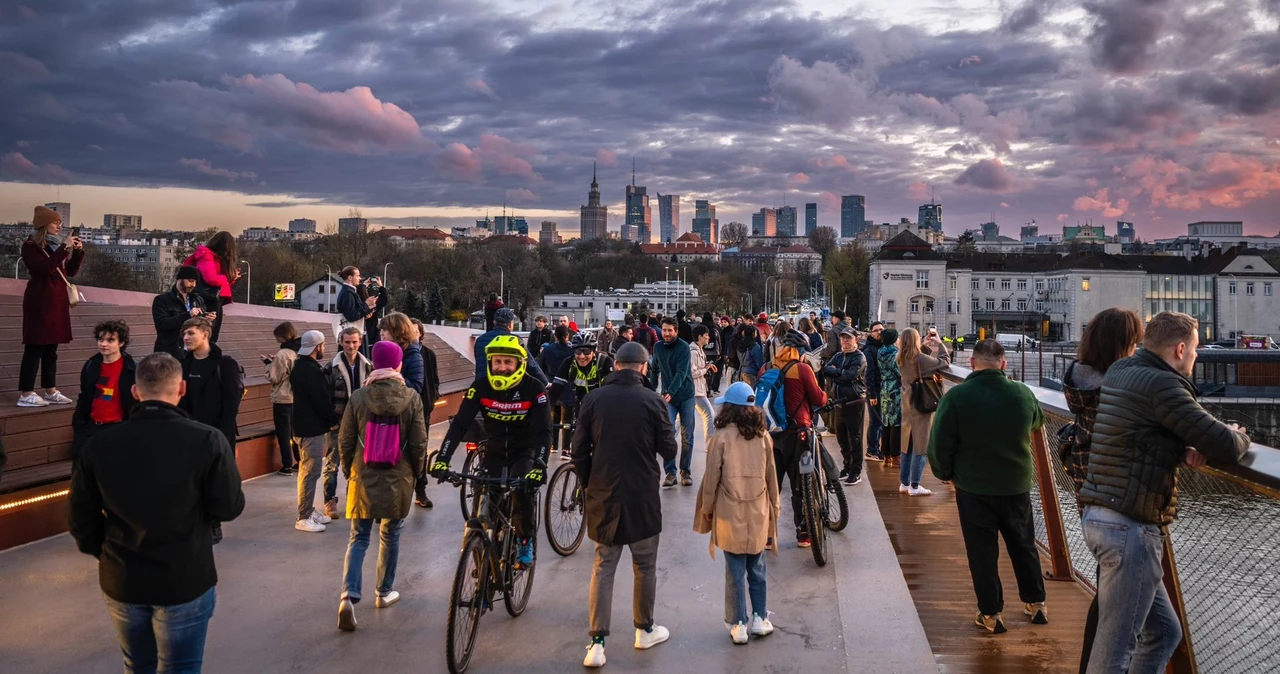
top-left (3, 1), bottom-right (1280, 238)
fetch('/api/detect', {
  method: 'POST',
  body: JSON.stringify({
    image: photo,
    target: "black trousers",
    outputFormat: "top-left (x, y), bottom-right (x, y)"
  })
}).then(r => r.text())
top-left (709, 356), bottom-right (725, 393)
top-left (881, 423), bottom-right (902, 459)
top-left (954, 489), bottom-right (1046, 616)
top-left (210, 307), bottom-right (225, 344)
top-left (834, 403), bottom-right (866, 479)
top-left (272, 403), bottom-right (296, 468)
top-left (772, 430), bottom-right (807, 534)
top-left (19, 344), bottom-right (58, 392)
top-left (72, 422), bottom-right (118, 463)
top-left (482, 453), bottom-right (536, 539)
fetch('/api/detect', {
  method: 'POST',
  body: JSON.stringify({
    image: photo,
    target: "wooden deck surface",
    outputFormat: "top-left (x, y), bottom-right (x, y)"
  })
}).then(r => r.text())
top-left (866, 460), bottom-right (1093, 673)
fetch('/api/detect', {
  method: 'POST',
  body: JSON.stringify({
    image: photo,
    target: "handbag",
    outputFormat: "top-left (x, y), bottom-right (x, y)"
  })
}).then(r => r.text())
top-left (42, 246), bottom-right (83, 308)
top-left (910, 370), bottom-right (943, 413)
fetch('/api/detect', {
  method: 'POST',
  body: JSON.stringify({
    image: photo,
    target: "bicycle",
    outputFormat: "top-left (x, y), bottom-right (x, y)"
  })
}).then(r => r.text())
top-left (544, 459), bottom-right (587, 555)
top-left (440, 467), bottom-right (541, 674)
top-left (458, 442), bottom-right (486, 520)
top-left (795, 405), bottom-right (851, 567)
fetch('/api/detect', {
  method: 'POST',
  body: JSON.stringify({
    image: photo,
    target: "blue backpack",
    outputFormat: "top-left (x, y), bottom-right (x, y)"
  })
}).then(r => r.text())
top-left (754, 361), bottom-right (799, 432)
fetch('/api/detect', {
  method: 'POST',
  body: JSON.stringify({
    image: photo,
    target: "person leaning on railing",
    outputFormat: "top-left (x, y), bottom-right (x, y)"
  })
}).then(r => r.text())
top-left (1079, 311), bottom-right (1251, 674)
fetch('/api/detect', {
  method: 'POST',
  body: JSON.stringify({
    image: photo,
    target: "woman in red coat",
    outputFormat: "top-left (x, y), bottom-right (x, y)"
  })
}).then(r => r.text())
top-left (19, 205), bottom-right (85, 407)
top-left (181, 231), bottom-right (240, 343)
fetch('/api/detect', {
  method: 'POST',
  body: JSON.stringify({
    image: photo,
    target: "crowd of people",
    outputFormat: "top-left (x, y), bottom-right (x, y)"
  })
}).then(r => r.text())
top-left (24, 195), bottom-right (1247, 673)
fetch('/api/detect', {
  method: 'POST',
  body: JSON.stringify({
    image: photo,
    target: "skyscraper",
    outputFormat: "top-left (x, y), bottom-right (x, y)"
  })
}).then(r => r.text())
top-left (804, 203), bottom-right (817, 235)
top-left (776, 205), bottom-right (798, 237)
top-left (579, 163), bottom-right (608, 240)
top-left (657, 193), bottom-right (681, 243)
top-left (981, 221), bottom-right (999, 237)
top-left (751, 208), bottom-right (777, 237)
top-left (338, 217), bottom-right (368, 234)
top-left (288, 218), bottom-right (317, 233)
top-left (1117, 221), bottom-right (1135, 244)
top-left (840, 195), bottom-right (866, 238)
top-left (625, 162), bottom-right (652, 243)
top-left (692, 199), bottom-right (718, 243)
top-left (539, 221), bottom-right (560, 245)
top-left (918, 202), bottom-right (943, 231)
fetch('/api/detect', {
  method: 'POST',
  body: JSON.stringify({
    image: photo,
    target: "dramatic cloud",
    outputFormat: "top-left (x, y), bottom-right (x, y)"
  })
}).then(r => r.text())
top-left (0, 152), bottom-right (71, 183)
top-left (179, 157), bottom-right (258, 182)
top-left (954, 159), bottom-right (1016, 192)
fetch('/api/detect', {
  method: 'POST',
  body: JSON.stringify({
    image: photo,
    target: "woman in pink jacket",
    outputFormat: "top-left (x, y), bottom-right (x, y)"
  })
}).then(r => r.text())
top-left (181, 231), bottom-right (239, 343)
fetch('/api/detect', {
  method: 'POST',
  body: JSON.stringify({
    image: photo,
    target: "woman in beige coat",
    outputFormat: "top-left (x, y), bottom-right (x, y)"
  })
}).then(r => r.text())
top-left (694, 382), bottom-right (779, 645)
top-left (897, 328), bottom-right (949, 496)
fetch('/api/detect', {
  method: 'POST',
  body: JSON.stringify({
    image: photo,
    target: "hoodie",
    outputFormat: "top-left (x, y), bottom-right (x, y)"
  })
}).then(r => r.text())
top-left (338, 377), bottom-right (429, 520)
top-left (650, 337), bottom-right (694, 404)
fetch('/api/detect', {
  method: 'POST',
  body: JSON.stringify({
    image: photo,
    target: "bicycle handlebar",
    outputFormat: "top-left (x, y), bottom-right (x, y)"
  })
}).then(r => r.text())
top-left (439, 470), bottom-right (529, 489)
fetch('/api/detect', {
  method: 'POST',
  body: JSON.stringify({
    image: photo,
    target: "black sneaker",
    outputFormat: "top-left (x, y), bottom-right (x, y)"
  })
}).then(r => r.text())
top-left (680, 471), bottom-right (693, 487)
top-left (662, 473), bottom-right (678, 488)
top-left (844, 473), bottom-right (862, 485)
top-left (796, 531), bottom-right (811, 548)
top-left (415, 485), bottom-right (432, 508)
top-left (838, 468), bottom-right (849, 479)
top-left (277, 466), bottom-right (294, 476)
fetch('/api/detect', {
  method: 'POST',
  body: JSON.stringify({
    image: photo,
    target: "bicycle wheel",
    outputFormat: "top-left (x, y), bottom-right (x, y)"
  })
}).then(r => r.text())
top-left (544, 463), bottom-right (587, 556)
top-left (825, 478), bottom-right (849, 532)
top-left (458, 450), bottom-right (480, 521)
top-left (504, 491), bottom-right (539, 617)
top-left (446, 530), bottom-right (487, 674)
top-left (803, 473), bottom-right (828, 567)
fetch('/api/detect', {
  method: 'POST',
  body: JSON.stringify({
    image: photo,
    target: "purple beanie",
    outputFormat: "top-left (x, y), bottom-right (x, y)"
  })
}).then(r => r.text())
top-left (372, 341), bottom-right (403, 370)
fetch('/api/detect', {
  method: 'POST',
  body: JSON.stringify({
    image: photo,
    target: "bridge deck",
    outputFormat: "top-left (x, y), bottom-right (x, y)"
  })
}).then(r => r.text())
top-left (867, 460), bottom-right (1093, 673)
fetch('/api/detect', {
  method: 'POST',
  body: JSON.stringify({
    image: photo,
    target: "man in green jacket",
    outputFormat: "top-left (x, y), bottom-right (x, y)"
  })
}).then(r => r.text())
top-left (928, 339), bottom-right (1047, 635)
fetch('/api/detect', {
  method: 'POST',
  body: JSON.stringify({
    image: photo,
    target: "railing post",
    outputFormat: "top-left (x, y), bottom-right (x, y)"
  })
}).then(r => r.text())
top-left (1161, 536), bottom-right (1199, 674)
top-left (1030, 427), bottom-right (1074, 580)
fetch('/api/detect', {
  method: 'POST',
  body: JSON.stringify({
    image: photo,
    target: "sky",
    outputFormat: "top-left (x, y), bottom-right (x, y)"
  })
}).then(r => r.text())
top-left (2, 0), bottom-right (1280, 239)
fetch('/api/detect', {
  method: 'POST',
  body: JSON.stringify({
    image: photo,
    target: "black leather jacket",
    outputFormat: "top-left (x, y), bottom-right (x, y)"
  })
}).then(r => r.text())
top-left (1079, 349), bottom-right (1250, 525)
top-left (821, 349), bottom-right (867, 404)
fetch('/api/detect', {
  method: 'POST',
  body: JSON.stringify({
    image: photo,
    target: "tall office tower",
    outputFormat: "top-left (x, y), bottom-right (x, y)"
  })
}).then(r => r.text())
top-left (625, 163), bottom-right (652, 243)
top-left (751, 208), bottom-right (777, 237)
top-left (103, 214), bottom-right (143, 229)
top-left (981, 221), bottom-right (999, 237)
top-left (475, 216), bottom-right (493, 231)
top-left (692, 199), bottom-right (719, 243)
top-left (288, 218), bottom-right (317, 233)
top-left (840, 195), bottom-right (866, 238)
top-left (579, 163), bottom-right (609, 240)
top-left (44, 202), bottom-right (71, 227)
top-left (338, 217), bottom-right (369, 234)
top-left (918, 202), bottom-right (943, 231)
top-left (776, 205), bottom-right (798, 237)
top-left (1116, 221), bottom-right (1135, 244)
top-left (539, 221), bottom-right (559, 245)
top-left (1020, 222), bottom-right (1039, 240)
top-left (805, 203), bottom-right (817, 235)
top-left (512, 217), bottom-right (529, 237)
top-left (657, 193), bottom-right (681, 243)
top-left (621, 223), bottom-right (639, 242)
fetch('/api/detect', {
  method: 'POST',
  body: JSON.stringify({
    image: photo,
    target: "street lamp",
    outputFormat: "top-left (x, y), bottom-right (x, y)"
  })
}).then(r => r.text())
top-left (1227, 273), bottom-right (1238, 339)
top-left (13, 258), bottom-right (22, 279)
top-left (324, 264), bottom-right (332, 313)
top-left (497, 266), bottom-right (505, 303)
top-left (763, 275), bottom-right (777, 315)
top-left (240, 259), bottom-right (251, 305)
top-left (382, 262), bottom-right (393, 317)
top-left (664, 266), bottom-right (670, 314)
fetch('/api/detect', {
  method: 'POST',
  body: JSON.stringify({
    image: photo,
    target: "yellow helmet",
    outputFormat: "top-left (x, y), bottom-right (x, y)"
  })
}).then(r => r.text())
top-left (485, 334), bottom-right (527, 391)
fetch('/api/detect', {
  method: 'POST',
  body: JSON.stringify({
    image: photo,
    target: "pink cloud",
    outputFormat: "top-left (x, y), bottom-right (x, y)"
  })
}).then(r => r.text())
top-left (505, 188), bottom-right (539, 203)
top-left (959, 55), bottom-right (982, 67)
top-left (1057, 213), bottom-right (1069, 224)
top-left (1000, 202), bottom-right (1011, 208)
top-left (808, 154), bottom-right (855, 172)
top-left (178, 157), bottom-right (257, 181)
top-left (0, 151), bottom-right (71, 183)
top-left (1121, 153), bottom-right (1280, 210)
top-left (906, 181), bottom-right (930, 200)
top-left (477, 134), bottom-right (540, 180)
top-left (466, 78), bottom-right (498, 99)
top-left (818, 191), bottom-right (841, 214)
top-left (1073, 188), bottom-right (1129, 218)
top-left (596, 149), bottom-right (617, 167)
top-left (789, 172), bottom-right (810, 184)
top-left (439, 143), bottom-right (481, 181)
top-left (0, 51), bottom-right (49, 81)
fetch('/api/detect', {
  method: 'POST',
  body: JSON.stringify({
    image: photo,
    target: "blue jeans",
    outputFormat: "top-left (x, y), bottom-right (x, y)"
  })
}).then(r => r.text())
top-left (342, 518), bottom-right (404, 603)
top-left (867, 403), bottom-right (883, 457)
top-left (1082, 506), bottom-right (1182, 674)
top-left (102, 586), bottom-right (216, 674)
top-left (725, 552), bottom-right (767, 625)
top-left (899, 440), bottom-right (927, 487)
top-left (664, 397), bottom-right (697, 475)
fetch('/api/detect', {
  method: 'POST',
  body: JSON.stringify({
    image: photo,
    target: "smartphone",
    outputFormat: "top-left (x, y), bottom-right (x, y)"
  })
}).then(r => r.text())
top-left (71, 226), bottom-right (81, 237)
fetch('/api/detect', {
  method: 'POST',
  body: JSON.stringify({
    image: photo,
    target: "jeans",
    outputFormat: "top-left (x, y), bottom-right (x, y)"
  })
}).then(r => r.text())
top-left (955, 489), bottom-right (1045, 616)
top-left (19, 343), bottom-right (58, 392)
top-left (1082, 506), bottom-right (1182, 674)
top-left (341, 518), bottom-right (404, 603)
top-left (899, 438), bottom-right (927, 487)
top-left (866, 403), bottom-right (883, 457)
top-left (102, 586), bottom-right (216, 674)
top-left (272, 404), bottom-right (295, 469)
top-left (588, 534), bottom-right (659, 637)
top-left (725, 552), bottom-right (767, 625)
top-left (323, 428), bottom-right (341, 503)
top-left (773, 430), bottom-right (807, 534)
top-left (664, 397), bottom-right (697, 476)
top-left (694, 396), bottom-right (716, 446)
top-left (295, 435), bottom-right (326, 520)
top-left (834, 403), bottom-right (865, 479)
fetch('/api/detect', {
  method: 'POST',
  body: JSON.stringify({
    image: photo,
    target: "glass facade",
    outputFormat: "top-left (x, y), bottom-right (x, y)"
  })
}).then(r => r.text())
top-left (1144, 274), bottom-right (1215, 339)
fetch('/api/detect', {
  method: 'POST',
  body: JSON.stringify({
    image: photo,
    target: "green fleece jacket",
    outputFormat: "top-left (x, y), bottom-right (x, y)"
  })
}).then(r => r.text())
top-left (928, 368), bottom-right (1045, 496)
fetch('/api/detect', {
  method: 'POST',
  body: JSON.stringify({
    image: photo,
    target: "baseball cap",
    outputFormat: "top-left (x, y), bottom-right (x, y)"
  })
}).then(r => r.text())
top-left (714, 381), bottom-right (756, 406)
top-left (615, 341), bottom-right (649, 364)
top-left (298, 330), bottom-right (325, 356)
top-left (494, 308), bottom-right (516, 326)
top-left (757, 312), bottom-right (768, 322)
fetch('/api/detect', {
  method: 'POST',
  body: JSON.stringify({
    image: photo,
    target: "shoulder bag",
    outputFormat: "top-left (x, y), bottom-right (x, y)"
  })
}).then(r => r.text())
top-left (43, 247), bottom-right (83, 308)
top-left (909, 361), bottom-right (943, 413)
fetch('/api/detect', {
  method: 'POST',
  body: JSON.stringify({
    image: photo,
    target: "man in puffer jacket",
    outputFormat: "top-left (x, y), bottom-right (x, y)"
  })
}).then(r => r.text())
top-left (1080, 312), bottom-right (1249, 673)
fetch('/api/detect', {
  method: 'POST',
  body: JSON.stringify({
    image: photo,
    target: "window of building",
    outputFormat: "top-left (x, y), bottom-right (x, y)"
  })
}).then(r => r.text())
top-left (1266, 283), bottom-right (1273, 296)
top-left (1150, 301), bottom-right (1158, 316)
top-left (916, 270), bottom-right (930, 289)
top-left (925, 300), bottom-right (934, 313)
top-left (986, 299), bottom-right (995, 311)
top-left (987, 279), bottom-right (996, 290)
top-left (1163, 277), bottom-right (1171, 291)
top-left (910, 300), bottom-right (920, 313)
top-left (949, 277), bottom-right (957, 290)
top-left (1177, 278), bottom-right (1185, 291)
top-left (1081, 278), bottom-right (1091, 291)
top-left (949, 323), bottom-right (958, 337)
top-left (972, 279), bottom-right (979, 290)
top-left (1001, 279), bottom-right (1011, 290)
top-left (1150, 277), bottom-right (1159, 292)
top-left (1177, 300), bottom-right (1185, 313)
top-left (1035, 279), bottom-right (1044, 292)
top-left (1000, 299), bottom-right (1011, 311)
top-left (887, 300), bottom-right (896, 312)
top-left (1017, 279), bottom-right (1027, 291)
top-left (1247, 283), bottom-right (1255, 296)
top-left (1229, 281), bottom-right (1236, 295)
top-left (972, 298), bottom-right (980, 311)
top-left (1017, 299), bottom-right (1027, 311)
top-left (1036, 300), bottom-right (1045, 312)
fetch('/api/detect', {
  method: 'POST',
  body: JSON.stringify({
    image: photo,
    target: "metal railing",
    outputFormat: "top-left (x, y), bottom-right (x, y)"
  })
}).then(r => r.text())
top-left (938, 365), bottom-right (1280, 674)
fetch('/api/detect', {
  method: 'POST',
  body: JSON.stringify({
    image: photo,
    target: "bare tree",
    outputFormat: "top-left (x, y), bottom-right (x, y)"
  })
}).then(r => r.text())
top-left (721, 221), bottom-right (748, 248)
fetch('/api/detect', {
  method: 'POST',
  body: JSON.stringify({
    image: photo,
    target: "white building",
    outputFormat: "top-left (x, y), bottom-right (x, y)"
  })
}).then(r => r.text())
top-left (240, 226), bottom-right (320, 242)
top-left (527, 281), bottom-right (700, 328)
top-left (1209, 248), bottom-right (1280, 339)
top-left (298, 273), bottom-right (345, 313)
top-left (380, 228), bottom-right (456, 247)
top-left (103, 214), bottom-right (143, 229)
top-left (639, 233), bottom-right (721, 262)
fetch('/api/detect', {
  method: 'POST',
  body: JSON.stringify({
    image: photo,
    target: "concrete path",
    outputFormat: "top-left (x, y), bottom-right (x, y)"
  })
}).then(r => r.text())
top-left (0, 424), bottom-right (935, 673)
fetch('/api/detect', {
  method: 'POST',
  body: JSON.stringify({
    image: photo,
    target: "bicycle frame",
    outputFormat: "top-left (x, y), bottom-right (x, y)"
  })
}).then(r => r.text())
top-left (454, 469), bottom-right (526, 594)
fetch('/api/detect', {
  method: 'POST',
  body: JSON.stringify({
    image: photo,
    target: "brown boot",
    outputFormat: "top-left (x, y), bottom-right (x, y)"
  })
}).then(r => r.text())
top-left (324, 498), bottom-right (340, 520)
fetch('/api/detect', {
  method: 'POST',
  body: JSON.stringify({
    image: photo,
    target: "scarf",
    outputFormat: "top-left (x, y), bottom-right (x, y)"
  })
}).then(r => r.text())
top-left (363, 368), bottom-right (404, 386)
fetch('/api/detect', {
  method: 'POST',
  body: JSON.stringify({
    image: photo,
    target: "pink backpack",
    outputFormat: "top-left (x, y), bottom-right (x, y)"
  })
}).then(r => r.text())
top-left (361, 414), bottom-right (403, 469)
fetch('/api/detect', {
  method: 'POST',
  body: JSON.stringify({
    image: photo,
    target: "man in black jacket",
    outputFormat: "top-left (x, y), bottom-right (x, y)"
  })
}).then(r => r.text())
top-left (70, 352), bottom-right (244, 674)
top-left (72, 320), bottom-right (139, 462)
top-left (821, 325), bottom-right (867, 484)
top-left (862, 321), bottom-right (885, 461)
top-left (291, 330), bottom-right (339, 532)
top-left (526, 315), bottom-right (554, 359)
top-left (1080, 312), bottom-right (1250, 673)
top-left (571, 341), bottom-right (676, 666)
top-left (179, 318), bottom-right (243, 449)
top-left (152, 266), bottom-right (208, 358)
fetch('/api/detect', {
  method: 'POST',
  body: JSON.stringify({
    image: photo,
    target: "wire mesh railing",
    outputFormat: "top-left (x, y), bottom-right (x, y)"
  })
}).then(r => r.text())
top-left (939, 366), bottom-right (1280, 674)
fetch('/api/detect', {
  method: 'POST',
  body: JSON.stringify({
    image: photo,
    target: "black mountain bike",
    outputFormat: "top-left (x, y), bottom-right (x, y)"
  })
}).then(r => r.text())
top-left (441, 468), bottom-right (541, 674)
top-left (544, 459), bottom-right (586, 555)
top-left (458, 443), bottom-right (486, 520)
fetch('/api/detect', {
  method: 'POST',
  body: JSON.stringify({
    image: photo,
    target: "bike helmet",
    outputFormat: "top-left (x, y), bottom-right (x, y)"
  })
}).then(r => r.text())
top-left (484, 334), bottom-right (527, 391)
top-left (782, 329), bottom-right (810, 353)
top-left (570, 332), bottom-right (597, 351)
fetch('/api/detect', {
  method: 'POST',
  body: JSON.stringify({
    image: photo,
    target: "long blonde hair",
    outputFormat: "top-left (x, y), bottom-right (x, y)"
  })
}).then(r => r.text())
top-left (897, 328), bottom-right (922, 367)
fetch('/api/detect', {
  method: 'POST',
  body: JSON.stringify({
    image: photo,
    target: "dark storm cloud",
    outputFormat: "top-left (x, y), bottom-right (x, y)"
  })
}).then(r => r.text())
top-left (1083, 0), bottom-right (1172, 74)
top-left (954, 159), bottom-right (1015, 191)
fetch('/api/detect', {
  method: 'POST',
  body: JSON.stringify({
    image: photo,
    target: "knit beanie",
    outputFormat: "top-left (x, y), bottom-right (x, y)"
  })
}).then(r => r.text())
top-left (33, 205), bottom-right (60, 230)
top-left (372, 341), bottom-right (403, 370)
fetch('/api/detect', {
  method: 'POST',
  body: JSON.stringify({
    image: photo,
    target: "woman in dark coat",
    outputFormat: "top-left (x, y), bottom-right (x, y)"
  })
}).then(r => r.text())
top-left (19, 205), bottom-right (85, 407)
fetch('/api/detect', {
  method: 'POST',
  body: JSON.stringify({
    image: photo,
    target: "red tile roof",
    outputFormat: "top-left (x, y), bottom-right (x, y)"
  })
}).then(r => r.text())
top-left (381, 228), bottom-right (451, 240)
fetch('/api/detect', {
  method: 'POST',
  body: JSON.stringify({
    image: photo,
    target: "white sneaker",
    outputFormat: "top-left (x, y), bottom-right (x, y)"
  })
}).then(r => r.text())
top-left (16, 393), bottom-right (49, 407)
top-left (375, 591), bottom-right (400, 608)
top-left (634, 625), bottom-right (669, 650)
top-left (295, 518), bottom-right (326, 533)
top-left (43, 391), bottom-right (73, 404)
top-left (338, 598), bottom-right (356, 631)
top-left (750, 613), bottom-right (774, 636)
top-left (898, 484), bottom-right (909, 494)
top-left (584, 642), bottom-right (606, 667)
top-left (729, 622), bottom-right (749, 644)
top-left (310, 510), bottom-right (332, 525)
top-left (908, 485), bottom-right (933, 496)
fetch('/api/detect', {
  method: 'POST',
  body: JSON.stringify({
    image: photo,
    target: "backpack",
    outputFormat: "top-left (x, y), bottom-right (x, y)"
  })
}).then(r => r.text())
top-left (361, 413), bottom-right (403, 469)
top-left (754, 361), bottom-right (799, 432)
